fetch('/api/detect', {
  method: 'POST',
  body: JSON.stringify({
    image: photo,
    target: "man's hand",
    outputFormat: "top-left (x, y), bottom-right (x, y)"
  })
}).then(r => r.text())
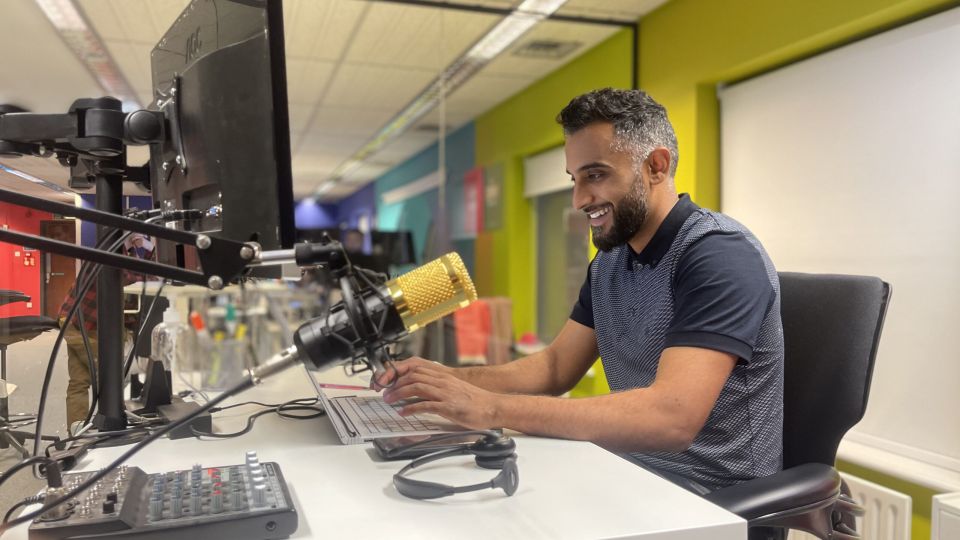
top-left (376, 358), bottom-right (501, 430)
top-left (370, 356), bottom-right (446, 390)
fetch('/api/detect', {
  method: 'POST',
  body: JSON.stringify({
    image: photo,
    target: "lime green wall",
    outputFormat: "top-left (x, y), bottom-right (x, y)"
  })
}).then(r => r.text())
top-left (639, 0), bottom-right (957, 210)
top-left (638, 0), bottom-right (958, 532)
top-left (474, 29), bottom-right (633, 340)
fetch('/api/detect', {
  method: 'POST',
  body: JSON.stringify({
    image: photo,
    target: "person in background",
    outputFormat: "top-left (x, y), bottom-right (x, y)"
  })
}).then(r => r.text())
top-left (60, 233), bottom-right (154, 432)
top-left (375, 88), bottom-right (784, 494)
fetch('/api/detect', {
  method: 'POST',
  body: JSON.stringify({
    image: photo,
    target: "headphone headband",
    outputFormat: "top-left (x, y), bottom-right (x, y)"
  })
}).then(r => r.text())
top-left (392, 435), bottom-right (519, 500)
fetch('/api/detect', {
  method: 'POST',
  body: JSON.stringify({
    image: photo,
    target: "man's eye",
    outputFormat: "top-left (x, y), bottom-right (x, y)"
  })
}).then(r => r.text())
top-left (588, 172), bottom-right (604, 181)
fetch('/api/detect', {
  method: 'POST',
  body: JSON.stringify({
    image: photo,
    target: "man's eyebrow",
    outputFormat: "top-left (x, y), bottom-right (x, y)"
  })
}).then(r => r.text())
top-left (565, 162), bottom-right (611, 175)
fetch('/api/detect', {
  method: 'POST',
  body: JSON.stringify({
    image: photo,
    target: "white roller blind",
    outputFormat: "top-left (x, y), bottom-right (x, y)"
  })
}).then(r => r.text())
top-left (524, 146), bottom-right (569, 198)
top-left (720, 8), bottom-right (960, 478)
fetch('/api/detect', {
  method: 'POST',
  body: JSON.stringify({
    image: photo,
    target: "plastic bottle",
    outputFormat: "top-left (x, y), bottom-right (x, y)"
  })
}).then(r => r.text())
top-left (151, 308), bottom-right (196, 378)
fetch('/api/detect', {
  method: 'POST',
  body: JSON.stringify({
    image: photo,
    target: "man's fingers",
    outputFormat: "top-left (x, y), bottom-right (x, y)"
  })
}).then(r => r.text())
top-left (384, 382), bottom-right (444, 404)
top-left (398, 400), bottom-right (443, 417)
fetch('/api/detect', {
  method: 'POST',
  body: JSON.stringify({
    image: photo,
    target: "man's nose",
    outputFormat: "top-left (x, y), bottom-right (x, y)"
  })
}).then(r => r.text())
top-left (572, 182), bottom-right (593, 212)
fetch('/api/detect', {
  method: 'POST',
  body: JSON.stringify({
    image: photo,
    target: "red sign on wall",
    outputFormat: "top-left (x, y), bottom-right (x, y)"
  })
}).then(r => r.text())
top-left (463, 167), bottom-right (484, 237)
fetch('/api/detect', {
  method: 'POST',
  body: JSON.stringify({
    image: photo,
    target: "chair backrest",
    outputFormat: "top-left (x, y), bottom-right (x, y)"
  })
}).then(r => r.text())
top-left (778, 272), bottom-right (891, 469)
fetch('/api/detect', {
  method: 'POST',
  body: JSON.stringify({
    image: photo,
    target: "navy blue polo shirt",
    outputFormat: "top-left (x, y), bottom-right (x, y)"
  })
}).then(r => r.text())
top-left (571, 194), bottom-right (784, 490)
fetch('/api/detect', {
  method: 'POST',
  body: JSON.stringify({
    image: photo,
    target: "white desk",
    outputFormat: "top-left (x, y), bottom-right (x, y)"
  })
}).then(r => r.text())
top-left (8, 366), bottom-right (746, 539)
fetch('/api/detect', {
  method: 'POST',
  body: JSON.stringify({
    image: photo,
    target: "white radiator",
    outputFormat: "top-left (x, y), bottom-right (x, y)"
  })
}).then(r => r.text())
top-left (787, 472), bottom-right (911, 540)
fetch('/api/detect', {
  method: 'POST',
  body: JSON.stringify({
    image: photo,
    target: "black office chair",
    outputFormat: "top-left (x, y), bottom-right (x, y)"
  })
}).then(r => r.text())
top-left (0, 291), bottom-right (61, 458)
top-left (704, 272), bottom-right (891, 540)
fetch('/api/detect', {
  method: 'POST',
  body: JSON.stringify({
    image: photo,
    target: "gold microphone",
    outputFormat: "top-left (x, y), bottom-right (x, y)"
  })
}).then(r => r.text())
top-left (386, 252), bottom-right (478, 333)
top-left (266, 252), bottom-right (478, 375)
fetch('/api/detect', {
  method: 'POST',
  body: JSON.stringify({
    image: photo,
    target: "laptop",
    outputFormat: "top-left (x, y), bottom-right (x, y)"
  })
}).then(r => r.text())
top-left (304, 368), bottom-right (464, 445)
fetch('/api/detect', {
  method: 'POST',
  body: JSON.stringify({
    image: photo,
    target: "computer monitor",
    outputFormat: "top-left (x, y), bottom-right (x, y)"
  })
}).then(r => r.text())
top-left (149, 0), bottom-right (295, 274)
top-left (370, 230), bottom-right (417, 266)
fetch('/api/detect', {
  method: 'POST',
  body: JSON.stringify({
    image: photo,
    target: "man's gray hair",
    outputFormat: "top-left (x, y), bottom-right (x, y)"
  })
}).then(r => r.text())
top-left (557, 88), bottom-right (679, 177)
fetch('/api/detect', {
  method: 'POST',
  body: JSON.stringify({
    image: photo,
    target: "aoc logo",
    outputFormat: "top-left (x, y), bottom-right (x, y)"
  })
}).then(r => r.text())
top-left (185, 27), bottom-right (202, 62)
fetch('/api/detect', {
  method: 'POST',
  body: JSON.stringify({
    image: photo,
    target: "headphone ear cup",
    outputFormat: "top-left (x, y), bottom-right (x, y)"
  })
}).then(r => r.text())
top-left (475, 451), bottom-right (515, 470)
top-left (471, 436), bottom-right (517, 469)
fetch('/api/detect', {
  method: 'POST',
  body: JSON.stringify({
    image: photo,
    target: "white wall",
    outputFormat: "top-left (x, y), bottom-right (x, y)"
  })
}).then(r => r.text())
top-left (720, 7), bottom-right (960, 487)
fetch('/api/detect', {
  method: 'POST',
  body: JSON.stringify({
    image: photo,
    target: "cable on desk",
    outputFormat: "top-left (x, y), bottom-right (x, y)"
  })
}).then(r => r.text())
top-left (207, 397), bottom-right (318, 413)
top-left (0, 456), bottom-right (57, 490)
top-left (2, 495), bottom-right (44, 525)
top-left (191, 397), bottom-right (324, 439)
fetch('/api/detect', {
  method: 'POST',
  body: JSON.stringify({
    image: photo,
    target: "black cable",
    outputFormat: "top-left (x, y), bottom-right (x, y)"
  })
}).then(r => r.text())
top-left (3, 376), bottom-right (258, 532)
top-left (191, 398), bottom-right (324, 439)
top-left (2, 495), bottom-right (44, 525)
top-left (33, 224), bottom-right (158, 460)
top-left (44, 426), bottom-right (154, 457)
top-left (0, 456), bottom-right (57, 490)
top-left (208, 397), bottom-right (317, 413)
top-left (33, 231), bottom-right (127, 457)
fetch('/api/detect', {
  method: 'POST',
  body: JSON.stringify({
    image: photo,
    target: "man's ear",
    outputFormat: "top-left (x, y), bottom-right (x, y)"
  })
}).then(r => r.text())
top-left (647, 148), bottom-right (671, 184)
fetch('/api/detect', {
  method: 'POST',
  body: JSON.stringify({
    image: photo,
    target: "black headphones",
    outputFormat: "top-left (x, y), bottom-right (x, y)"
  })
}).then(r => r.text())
top-left (392, 431), bottom-right (519, 500)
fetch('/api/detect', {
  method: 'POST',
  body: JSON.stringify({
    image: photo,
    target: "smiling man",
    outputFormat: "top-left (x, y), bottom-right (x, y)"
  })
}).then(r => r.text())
top-left (377, 88), bottom-right (784, 494)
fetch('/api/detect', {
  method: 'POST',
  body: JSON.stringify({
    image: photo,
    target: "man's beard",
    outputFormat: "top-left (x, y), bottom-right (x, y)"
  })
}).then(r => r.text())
top-left (591, 177), bottom-right (648, 252)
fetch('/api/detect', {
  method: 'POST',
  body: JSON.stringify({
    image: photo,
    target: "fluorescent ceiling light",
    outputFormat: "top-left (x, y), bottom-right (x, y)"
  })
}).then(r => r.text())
top-left (316, 0), bottom-right (569, 196)
top-left (0, 163), bottom-right (70, 193)
top-left (34, 0), bottom-right (141, 110)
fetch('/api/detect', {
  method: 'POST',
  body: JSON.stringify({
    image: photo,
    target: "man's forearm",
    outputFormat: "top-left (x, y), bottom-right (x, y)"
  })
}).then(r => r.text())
top-left (493, 390), bottom-right (695, 453)
top-left (453, 349), bottom-right (572, 396)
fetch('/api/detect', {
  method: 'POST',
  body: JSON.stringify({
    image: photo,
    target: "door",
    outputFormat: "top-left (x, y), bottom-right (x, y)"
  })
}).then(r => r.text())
top-left (536, 189), bottom-right (589, 343)
top-left (40, 219), bottom-right (77, 318)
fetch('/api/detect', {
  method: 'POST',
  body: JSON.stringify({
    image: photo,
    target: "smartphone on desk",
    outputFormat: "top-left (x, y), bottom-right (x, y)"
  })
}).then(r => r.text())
top-left (373, 432), bottom-right (491, 460)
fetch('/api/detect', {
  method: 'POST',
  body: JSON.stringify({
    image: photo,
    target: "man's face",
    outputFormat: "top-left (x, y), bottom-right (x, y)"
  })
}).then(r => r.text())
top-left (564, 122), bottom-right (648, 252)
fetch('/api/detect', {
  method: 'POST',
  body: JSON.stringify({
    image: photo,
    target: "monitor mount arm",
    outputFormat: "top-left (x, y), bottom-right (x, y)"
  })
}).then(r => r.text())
top-left (0, 96), bottom-right (350, 432)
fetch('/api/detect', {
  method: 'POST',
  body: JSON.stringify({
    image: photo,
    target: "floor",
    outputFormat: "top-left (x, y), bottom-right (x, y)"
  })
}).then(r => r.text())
top-left (1, 331), bottom-right (70, 522)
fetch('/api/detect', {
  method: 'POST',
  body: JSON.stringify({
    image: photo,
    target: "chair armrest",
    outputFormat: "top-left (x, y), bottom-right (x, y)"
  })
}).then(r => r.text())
top-left (703, 463), bottom-right (841, 520)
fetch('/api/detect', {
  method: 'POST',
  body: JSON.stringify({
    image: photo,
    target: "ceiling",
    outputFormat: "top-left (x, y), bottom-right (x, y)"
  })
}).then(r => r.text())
top-left (0, 0), bottom-right (665, 203)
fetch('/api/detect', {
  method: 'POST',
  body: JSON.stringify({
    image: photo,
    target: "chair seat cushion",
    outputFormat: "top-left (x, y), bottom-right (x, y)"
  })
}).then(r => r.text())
top-left (703, 463), bottom-right (841, 521)
top-left (0, 315), bottom-right (60, 345)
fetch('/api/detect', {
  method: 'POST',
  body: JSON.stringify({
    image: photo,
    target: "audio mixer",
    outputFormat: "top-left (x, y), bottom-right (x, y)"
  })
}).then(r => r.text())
top-left (28, 451), bottom-right (297, 540)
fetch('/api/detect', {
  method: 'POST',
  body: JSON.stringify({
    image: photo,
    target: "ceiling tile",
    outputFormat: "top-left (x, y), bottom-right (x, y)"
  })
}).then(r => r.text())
top-left (287, 103), bottom-right (316, 134)
top-left (105, 41), bottom-right (155, 96)
top-left (105, 0), bottom-right (163, 44)
top-left (483, 20), bottom-right (617, 78)
top-left (284, 0), bottom-right (367, 62)
top-left (345, 3), bottom-right (498, 71)
top-left (285, 58), bottom-right (336, 104)
top-left (323, 63), bottom-right (435, 110)
top-left (147, 0), bottom-right (191, 36)
top-left (77, 0), bottom-right (127, 41)
top-left (366, 132), bottom-right (438, 165)
top-left (308, 106), bottom-right (396, 137)
top-left (295, 132), bottom-right (369, 160)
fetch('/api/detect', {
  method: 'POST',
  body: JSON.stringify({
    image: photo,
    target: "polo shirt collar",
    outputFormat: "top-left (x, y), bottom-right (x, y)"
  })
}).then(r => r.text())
top-left (627, 193), bottom-right (698, 270)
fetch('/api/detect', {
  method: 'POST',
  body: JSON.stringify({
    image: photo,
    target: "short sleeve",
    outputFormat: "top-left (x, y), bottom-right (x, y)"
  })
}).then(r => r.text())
top-left (665, 232), bottom-right (774, 362)
top-left (569, 262), bottom-right (594, 328)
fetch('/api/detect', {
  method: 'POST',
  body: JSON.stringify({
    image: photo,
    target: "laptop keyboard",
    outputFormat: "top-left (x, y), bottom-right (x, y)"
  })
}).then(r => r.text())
top-left (337, 396), bottom-right (441, 435)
